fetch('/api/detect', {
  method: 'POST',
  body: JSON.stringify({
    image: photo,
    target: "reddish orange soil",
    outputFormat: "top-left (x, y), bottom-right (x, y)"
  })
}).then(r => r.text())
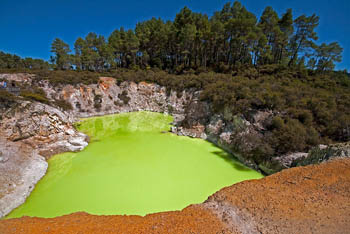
top-left (206, 158), bottom-right (350, 233)
top-left (1, 158), bottom-right (350, 234)
top-left (0, 206), bottom-right (230, 234)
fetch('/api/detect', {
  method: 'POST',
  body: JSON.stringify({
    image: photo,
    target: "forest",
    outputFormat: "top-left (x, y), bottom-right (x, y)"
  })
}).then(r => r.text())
top-left (0, 1), bottom-right (345, 73)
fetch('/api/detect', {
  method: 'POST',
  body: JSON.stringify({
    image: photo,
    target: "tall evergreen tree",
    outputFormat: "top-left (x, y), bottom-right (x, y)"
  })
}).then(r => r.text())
top-left (276, 9), bottom-right (294, 64)
top-left (258, 6), bottom-right (281, 64)
top-left (45, 1), bottom-right (342, 72)
top-left (288, 14), bottom-right (319, 67)
top-left (310, 42), bottom-right (343, 71)
top-left (50, 38), bottom-right (72, 70)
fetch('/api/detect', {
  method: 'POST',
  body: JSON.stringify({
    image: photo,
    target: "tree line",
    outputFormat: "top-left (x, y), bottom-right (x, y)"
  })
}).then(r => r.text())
top-left (0, 1), bottom-right (344, 73)
top-left (49, 1), bottom-right (343, 73)
top-left (0, 51), bottom-right (49, 70)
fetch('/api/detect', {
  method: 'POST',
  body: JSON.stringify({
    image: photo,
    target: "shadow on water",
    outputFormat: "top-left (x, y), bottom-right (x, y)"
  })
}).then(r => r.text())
top-left (211, 148), bottom-right (252, 172)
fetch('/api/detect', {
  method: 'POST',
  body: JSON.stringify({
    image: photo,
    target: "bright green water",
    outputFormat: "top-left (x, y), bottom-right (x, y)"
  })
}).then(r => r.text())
top-left (7, 112), bottom-right (262, 218)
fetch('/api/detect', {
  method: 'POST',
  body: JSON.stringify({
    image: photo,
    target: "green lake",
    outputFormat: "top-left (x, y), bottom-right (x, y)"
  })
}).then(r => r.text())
top-left (7, 111), bottom-right (262, 218)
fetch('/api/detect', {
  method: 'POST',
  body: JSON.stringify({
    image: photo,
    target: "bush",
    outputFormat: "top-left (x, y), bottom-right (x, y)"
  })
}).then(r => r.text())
top-left (94, 94), bottom-right (102, 110)
top-left (114, 100), bottom-right (123, 106)
top-left (20, 88), bottom-right (49, 104)
top-left (269, 118), bottom-right (320, 154)
top-left (54, 99), bottom-right (73, 111)
top-left (293, 147), bottom-right (334, 167)
top-left (118, 90), bottom-right (130, 104)
top-left (34, 70), bottom-right (99, 86)
top-left (271, 116), bottom-right (284, 130)
top-left (0, 89), bottom-right (17, 108)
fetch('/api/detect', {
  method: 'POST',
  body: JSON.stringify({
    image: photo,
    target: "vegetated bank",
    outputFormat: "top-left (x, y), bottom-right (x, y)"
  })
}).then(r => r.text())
top-left (1, 67), bottom-right (349, 175)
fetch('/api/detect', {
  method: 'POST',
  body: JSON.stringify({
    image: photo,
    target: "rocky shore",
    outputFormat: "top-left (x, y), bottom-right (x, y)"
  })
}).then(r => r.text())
top-left (0, 98), bottom-right (88, 217)
top-left (0, 73), bottom-right (349, 231)
top-left (0, 137), bottom-right (47, 218)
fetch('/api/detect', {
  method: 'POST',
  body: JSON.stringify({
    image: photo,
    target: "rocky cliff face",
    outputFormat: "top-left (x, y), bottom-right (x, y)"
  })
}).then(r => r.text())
top-left (0, 100), bottom-right (88, 158)
top-left (39, 77), bottom-right (191, 122)
top-left (0, 97), bottom-right (88, 217)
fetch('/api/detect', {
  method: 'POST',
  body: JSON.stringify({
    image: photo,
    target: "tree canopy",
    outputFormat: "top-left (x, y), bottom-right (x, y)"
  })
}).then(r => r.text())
top-left (0, 51), bottom-right (49, 70)
top-left (47, 1), bottom-right (343, 73)
top-left (0, 1), bottom-right (345, 73)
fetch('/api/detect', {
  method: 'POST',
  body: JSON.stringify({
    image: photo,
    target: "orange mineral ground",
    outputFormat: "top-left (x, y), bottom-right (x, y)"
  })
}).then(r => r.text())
top-left (1, 158), bottom-right (350, 234)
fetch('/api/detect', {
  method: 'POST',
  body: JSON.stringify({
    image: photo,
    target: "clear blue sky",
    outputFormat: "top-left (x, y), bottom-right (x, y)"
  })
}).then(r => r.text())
top-left (1, 0), bottom-right (349, 70)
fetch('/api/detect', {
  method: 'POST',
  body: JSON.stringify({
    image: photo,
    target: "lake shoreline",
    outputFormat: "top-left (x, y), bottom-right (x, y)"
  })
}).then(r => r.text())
top-left (6, 112), bottom-right (262, 219)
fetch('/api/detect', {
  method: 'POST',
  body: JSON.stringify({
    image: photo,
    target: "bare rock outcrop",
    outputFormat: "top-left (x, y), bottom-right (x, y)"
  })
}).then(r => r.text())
top-left (0, 137), bottom-right (47, 218)
top-left (0, 101), bottom-right (88, 158)
top-left (0, 100), bottom-right (88, 217)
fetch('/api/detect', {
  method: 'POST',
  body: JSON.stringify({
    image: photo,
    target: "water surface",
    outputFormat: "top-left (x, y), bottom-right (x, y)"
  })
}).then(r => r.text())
top-left (7, 112), bottom-right (262, 218)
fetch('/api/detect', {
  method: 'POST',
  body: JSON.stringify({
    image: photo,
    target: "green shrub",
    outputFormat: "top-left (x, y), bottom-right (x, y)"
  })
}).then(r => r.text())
top-left (293, 147), bottom-right (334, 167)
top-left (54, 99), bottom-right (73, 111)
top-left (271, 116), bottom-right (284, 130)
top-left (34, 70), bottom-right (99, 86)
top-left (269, 118), bottom-right (320, 154)
top-left (94, 94), bottom-right (102, 110)
top-left (21, 91), bottom-right (49, 104)
top-left (20, 87), bottom-right (49, 104)
top-left (0, 89), bottom-right (17, 108)
top-left (114, 100), bottom-right (123, 106)
top-left (118, 90), bottom-right (130, 104)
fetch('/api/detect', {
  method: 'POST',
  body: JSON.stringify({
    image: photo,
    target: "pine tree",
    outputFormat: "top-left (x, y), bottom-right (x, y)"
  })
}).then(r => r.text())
top-left (289, 14), bottom-right (319, 67)
top-left (50, 38), bottom-right (72, 70)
